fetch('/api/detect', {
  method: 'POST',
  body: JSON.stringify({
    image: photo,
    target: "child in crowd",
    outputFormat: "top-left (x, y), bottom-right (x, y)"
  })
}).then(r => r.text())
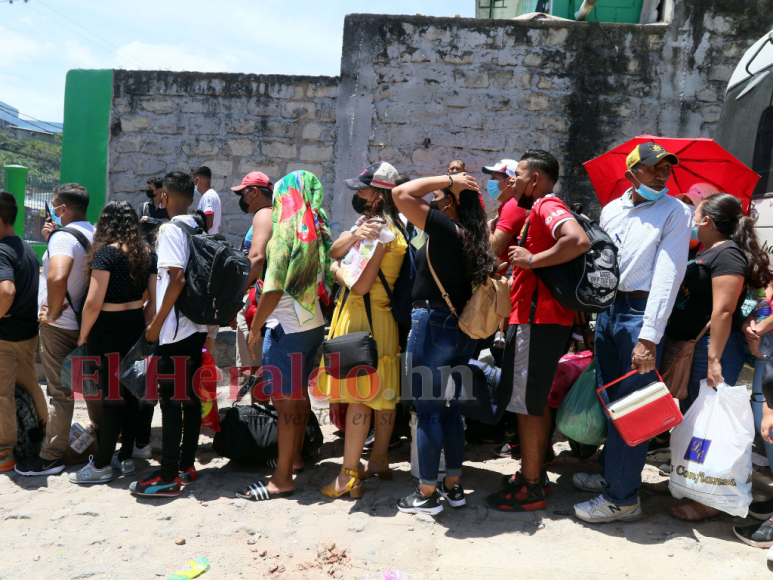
top-left (129, 171), bottom-right (208, 498)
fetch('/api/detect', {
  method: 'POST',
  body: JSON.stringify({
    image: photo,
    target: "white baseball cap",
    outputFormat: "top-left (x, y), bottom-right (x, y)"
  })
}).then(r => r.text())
top-left (482, 159), bottom-right (518, 177)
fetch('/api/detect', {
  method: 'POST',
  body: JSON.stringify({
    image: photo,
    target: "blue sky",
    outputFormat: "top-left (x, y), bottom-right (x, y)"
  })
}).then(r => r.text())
top-left (1, 0), bottom-right (474, 125)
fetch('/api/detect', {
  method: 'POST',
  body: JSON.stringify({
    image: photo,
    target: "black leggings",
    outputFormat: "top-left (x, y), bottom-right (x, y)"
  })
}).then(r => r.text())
top-left (89, 309), bottom-right (147, 469)
top-left (156, 331), bottom-right (206, 482)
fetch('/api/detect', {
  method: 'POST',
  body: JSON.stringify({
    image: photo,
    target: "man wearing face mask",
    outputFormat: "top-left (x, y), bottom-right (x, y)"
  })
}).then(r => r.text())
top-left (483, 159), bottom-right (525, 275)
top-left (231, 172), bottom-right (274, 374)
top-left (138, 177), bottom-right (169, 243)
top-left (486, 150), bottom-right (591, 513)
top-left (572, 142), bottom-right (691, 524)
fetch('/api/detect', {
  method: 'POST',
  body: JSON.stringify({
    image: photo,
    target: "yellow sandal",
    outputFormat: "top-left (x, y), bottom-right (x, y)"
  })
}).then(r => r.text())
top-left (321, 467), bottom-right (364, 499)
top-left (358, 453), bottom-right (392, 481)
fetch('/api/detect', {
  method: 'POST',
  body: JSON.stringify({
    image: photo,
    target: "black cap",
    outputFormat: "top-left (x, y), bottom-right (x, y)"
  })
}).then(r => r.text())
top-left (191, 165), bottom-right (212, 178)
top-left (626, 143), bottom-right (679, 170)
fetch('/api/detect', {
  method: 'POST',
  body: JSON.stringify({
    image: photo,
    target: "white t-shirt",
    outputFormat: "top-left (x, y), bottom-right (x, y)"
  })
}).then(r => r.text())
top-left (38, 221), bottom-right (95, 331)
top-left (266, 271), bottom-right (326, 335)
top-left (155, 215), bottom-right (208, 345)
top-left (198, 189), bottom-right (221, 235)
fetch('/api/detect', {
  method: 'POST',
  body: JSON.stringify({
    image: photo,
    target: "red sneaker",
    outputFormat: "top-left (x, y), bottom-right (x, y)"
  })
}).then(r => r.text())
top-left (178, 466), bottom-right (197, 486)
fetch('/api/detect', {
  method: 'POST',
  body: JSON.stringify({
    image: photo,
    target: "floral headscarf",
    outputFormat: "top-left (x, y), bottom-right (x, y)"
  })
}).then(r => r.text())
top-left (263, 170), bottom-right (333, 324)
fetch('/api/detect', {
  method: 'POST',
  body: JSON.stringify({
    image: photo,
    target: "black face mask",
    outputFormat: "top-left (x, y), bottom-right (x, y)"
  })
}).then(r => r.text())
top-left (145, 189), bottom-right (156, 199)
top-left (517, 193), bottom-right (534, 210)
top-left (428, 200), bottom-right (439, 211)
top-left (351, 195), bottom-right (370, 215)
top-left (239, 196), bottom-right (251, 214)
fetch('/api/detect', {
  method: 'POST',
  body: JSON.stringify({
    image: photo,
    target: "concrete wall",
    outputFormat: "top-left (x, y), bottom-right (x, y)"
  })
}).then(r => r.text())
top-left (103, 0), bottom-right (773, 239)
top-left (108, 71), bottom-right (338, 246)
top-left (332, 2), bottom-right (773, 229)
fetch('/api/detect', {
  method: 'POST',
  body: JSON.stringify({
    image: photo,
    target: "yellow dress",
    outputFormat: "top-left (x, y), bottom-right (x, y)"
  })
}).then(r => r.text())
top-left (318, 231), bottom-right (407, 410)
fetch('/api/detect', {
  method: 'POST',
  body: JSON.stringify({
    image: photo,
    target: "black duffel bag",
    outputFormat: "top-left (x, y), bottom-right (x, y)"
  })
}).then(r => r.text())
top-left (321, 288), bottom-right (379, 380)
top-left (212, 403), bottom-right (323, 464)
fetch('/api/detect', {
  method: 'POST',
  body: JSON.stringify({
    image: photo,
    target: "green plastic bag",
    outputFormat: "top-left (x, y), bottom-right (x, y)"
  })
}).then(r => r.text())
top-left (556, 360), bottom-right (607, 446)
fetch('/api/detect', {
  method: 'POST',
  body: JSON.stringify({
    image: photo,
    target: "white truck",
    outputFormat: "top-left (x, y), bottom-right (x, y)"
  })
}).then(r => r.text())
top-left (715, 30), bottom-right (773, 247)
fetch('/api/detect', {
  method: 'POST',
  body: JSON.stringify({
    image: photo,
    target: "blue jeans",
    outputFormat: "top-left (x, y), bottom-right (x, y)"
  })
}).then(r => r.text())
top-left (681, 331), bottom-right (746, 414)
top-left (407, 307), bottom-right (477, 486)
top-left (752, 357), bottom-right (773, 468)
top-left (594, 297), bottom-right (664, 507)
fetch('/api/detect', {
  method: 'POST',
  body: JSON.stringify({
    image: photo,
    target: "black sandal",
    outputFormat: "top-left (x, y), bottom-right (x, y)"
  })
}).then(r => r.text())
top-left (236, 481), bottom-right (294, 501)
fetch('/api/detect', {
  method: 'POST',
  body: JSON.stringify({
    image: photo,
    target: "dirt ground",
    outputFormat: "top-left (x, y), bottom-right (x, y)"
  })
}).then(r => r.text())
top-left (2, 397), bottom-right (773, 580)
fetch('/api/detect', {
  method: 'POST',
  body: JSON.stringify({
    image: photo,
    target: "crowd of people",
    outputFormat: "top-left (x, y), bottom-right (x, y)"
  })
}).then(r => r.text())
top-left (1, 143), bottom-right (773, 550)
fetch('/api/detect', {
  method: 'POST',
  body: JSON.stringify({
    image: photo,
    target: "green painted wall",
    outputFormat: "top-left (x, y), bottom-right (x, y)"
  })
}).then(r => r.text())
top-left (59, 69), bottom-right (113, 224)
top-left (552, 0), bottom-right (645, 23)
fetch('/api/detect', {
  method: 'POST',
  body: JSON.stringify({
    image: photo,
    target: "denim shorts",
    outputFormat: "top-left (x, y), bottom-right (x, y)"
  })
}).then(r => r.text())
top-left (260, 323), bottom-right (325, 398)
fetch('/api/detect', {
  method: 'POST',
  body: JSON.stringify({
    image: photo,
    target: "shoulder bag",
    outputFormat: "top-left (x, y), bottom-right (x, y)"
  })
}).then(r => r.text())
top-left (658, 322), bottom-right (711, 399)
top-left (425, 239), bottom-right (510, 340)
top-left (321, 288), bottom-right (379, 380)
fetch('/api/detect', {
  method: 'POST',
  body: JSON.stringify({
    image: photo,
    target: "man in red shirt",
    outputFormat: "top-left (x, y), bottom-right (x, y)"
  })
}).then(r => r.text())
top-left (486, 150), bottom-right (590, 512)
top-left (483, 159), bottom-right (527, 274)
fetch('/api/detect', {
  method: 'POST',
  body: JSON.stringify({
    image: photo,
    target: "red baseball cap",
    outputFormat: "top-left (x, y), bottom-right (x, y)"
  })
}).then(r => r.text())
top-left (231, 171), bottom-right (272, 193)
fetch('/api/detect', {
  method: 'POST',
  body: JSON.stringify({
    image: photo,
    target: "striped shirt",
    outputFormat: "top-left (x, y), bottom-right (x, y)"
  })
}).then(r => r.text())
top-left (600, 188), bottom-right (691, 343)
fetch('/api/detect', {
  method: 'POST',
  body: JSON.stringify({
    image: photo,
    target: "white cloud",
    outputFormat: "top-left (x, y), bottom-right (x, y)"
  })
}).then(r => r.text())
top-left (0, 25), bottom-right (55, 66)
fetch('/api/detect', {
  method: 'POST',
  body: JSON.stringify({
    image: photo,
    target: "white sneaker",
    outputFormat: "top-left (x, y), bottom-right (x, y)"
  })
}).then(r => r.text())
top-left (111, 453), bottom-right (135, 476)
top-left (766, 545), bottom-right (773, 562)
top-left (573, 472), bottom-right (608, 493)
top-left (68, 456), bottom-right (114, 485)
top-left (132, 444), bottom-right (152, 460)
top-left (574, 494), bottom-right (642, 524)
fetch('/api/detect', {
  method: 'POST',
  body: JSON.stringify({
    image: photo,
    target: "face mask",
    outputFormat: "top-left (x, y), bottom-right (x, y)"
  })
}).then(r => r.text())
top-left (632, 173), bottom-right (668, 201)
top-left (238, 196), bottom-right (251, 214)
top-left (351, 195), bottom-right (370, 215)
top-left (486, 180), bottom-right (501, 200)
top-left (517, 193), bottom-right (534, 210)
top-left (49, 203), bottom-right (63, 227)
top-left (145, 189), bottom-right (156, 199)
top-left (690, 225), bottom-right (700, 242)
top-left (428, 200), bottom-right (439, 211)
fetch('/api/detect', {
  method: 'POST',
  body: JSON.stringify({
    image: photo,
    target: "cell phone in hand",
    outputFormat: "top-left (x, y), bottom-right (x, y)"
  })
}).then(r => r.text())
top-left (45, 201), bottom-right (53, 220)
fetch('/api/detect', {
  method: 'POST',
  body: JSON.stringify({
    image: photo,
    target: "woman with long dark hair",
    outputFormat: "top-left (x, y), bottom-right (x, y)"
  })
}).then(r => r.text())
top-left (657, 193), bottom-right (770, 521)
top-left (318, 162), bottom-right (407, 499)
top-left (69, 201), bottom-right (156, 485)
top-left (392, 172), bottom-right (499, 514)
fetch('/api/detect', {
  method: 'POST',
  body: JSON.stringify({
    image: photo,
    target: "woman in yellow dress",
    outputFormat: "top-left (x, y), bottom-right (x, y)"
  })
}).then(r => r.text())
top-left (318, 162), bottom-right (407, 499)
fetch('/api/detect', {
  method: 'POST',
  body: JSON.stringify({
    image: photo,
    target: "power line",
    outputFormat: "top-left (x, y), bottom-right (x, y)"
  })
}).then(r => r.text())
top-left (24, 3), bottom-right (146, 70)
top-left (0, 102), bottom-right (62, 132)
top-left (34, 0), bottom-right (152, 69)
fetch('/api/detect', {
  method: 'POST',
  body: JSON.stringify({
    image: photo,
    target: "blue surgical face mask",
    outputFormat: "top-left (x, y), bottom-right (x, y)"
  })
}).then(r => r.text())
top-left (691, 219), bottom-right (706, 241)
top-left (486, 179), bottom-right (501, 200)
top-left (632, 173), bottom-right (667, 201)
top-left (49, 202), bottom-right (63, 226)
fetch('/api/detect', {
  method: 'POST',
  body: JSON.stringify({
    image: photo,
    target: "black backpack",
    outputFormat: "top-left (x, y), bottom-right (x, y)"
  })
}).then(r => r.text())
top-left (212, 403), bottom-right (324, 464)
top-left (170, 221), bottom-right (251, 329)
top-left (376, 222), bottom-right (417, 328)
top-left (15, 386), bottom-right (45, 462)
top-left (520, 206), bottom-right (619, 313)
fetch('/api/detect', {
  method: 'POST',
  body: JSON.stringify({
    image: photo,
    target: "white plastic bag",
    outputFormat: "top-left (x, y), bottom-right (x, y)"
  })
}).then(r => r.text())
top-left (669, 381), bottom-right (754, 517)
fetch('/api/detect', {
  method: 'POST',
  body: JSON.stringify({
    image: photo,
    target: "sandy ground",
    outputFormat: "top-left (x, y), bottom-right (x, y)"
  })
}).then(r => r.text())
top-left (2, 396), bottom-right (773, 580)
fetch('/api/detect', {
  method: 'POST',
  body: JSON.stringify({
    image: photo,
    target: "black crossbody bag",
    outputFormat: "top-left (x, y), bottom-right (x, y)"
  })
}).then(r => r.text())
top-left (321, 288), bottom-right (379, 380)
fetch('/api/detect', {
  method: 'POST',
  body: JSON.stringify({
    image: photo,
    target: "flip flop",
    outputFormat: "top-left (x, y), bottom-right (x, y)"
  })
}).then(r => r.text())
top-left (670, 502), bottom-right (719, 522)
top-left (236, 481), bottom-right (294, 501)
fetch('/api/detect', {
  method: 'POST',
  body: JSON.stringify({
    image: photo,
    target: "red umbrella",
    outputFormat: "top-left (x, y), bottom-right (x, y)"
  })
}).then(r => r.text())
top-left (583, 135), bottom-right (760, 212)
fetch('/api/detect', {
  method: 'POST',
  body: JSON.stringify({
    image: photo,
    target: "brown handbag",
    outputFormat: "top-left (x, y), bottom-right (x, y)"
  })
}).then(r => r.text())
top-left (425, 240), bottom-right (511, 340)
top-left (658, 322), bottom-right (711, 399)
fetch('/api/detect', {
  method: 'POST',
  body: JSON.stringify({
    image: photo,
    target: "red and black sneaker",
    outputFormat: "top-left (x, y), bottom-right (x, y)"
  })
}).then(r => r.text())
top-left (178, 466), bottom-right (197, 486)
top-left (500, 470), bottom-right (551, 495)
top-left (486, 473), bottom-right (546, 512)
top-left (494, 442), bottom-right (521, 459)
top-left (129, 471), bottom-right (182, 497)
